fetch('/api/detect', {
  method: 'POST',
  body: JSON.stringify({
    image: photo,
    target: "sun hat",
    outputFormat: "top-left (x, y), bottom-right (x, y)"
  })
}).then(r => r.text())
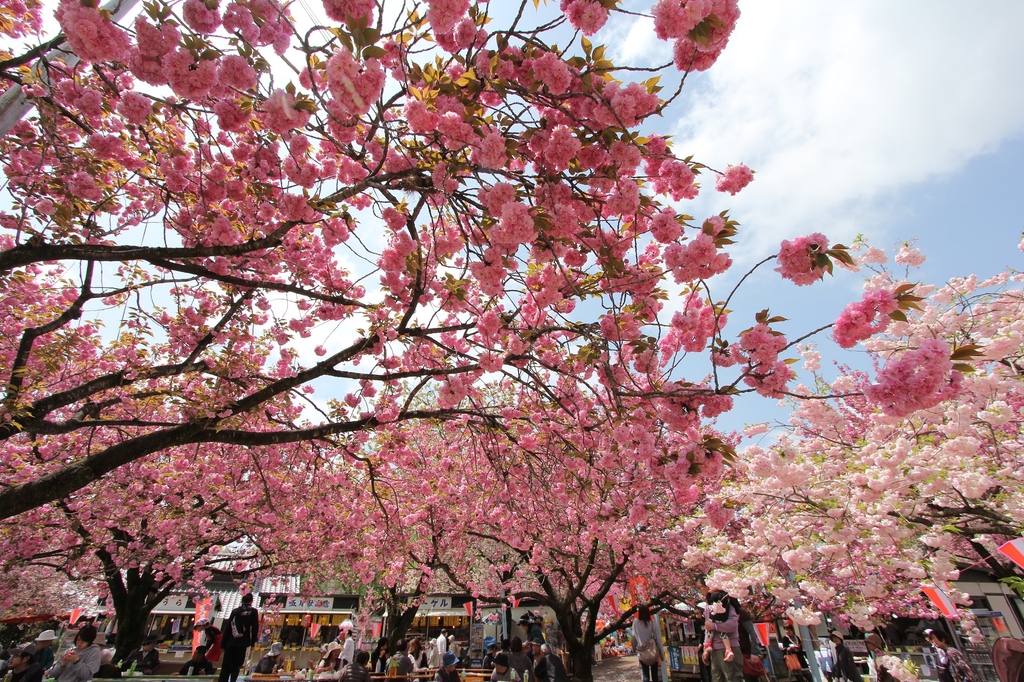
top-left (194, 619), bottom-right (211, 628)
top-left (34, 631), bottom-right (56, 643)
top-left (269, 643), bottom-right (284, 656)
top-left (442, 652), bottom-right (458, 668)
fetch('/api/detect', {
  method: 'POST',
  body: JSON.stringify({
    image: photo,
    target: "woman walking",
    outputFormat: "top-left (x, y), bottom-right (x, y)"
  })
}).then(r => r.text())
top-left (632, 605), bottom-right (663, 682)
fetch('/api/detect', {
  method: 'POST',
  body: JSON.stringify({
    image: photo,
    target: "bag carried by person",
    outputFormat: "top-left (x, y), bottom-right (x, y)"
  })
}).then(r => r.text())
top-left (637, 639), bottom-right (659, 666)
top-left (743, 655), bottom-right (767, 678)
top-left (785, 654), bottom-right (804, 672)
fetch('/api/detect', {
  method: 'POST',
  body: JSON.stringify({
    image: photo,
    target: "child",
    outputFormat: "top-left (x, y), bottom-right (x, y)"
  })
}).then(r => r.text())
top-left (703, 591), bottom-right (737, 663)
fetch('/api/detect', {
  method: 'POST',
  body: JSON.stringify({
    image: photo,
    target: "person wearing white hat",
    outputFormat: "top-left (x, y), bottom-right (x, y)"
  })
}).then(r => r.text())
top-left (33, 631), bottom-right (56, 671)
top-left (339, 622), bottom-right (355, 668)
top-left (253, 643), bottom-right (284, 674)
top-left (315, 642), bottom-right (342, 675)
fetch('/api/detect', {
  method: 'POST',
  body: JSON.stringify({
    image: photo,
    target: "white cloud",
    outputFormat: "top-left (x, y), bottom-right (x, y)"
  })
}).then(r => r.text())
top-left (646, 1), bottom-right (1024, 257)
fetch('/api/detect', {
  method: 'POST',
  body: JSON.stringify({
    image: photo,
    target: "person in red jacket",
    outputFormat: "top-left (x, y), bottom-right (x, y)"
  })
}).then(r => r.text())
top-left (194, 619), bottom-right (223, 664)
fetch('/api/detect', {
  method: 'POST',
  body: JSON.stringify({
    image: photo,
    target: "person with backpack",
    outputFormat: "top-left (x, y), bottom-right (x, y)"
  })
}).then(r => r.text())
top-left (218, 593), bottom-right (259, 682)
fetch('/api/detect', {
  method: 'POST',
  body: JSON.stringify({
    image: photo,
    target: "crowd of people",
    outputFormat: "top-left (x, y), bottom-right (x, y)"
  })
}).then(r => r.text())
top-left (626, 585), bottom-right (993, 682)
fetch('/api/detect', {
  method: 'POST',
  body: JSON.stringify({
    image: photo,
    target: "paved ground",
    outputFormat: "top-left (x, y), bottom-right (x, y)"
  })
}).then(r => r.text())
top-left (592, 654), bottom-right (642, 682)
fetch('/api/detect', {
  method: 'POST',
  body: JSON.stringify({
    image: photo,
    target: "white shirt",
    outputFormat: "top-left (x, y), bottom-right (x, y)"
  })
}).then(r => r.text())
top-left (341, 638), bottom-right (355, 665)
top-left (436, 634), bottom-right (448, 655)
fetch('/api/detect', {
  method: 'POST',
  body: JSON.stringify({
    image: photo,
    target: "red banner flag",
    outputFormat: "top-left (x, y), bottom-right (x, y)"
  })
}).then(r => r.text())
top-left (192, 598), bottom-right (214, 654)
top-left (511, 597), bottom-right (521, 609)
top-left (997, 538), bottom-right (1024, 570)
top-left (921, 584), bottom-right (958, 618)
top-left (310, 622), bottom-right (321, 639)
top-left (69, 609), bottom-right (82, 626)
top-left (755, 623), bottom-right (771, 648)
top-left (464, 602), bottom-right (474, 617)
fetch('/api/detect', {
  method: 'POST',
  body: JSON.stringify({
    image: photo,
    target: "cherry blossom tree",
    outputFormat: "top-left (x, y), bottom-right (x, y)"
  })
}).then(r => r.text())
top-left (0, 437), bottom-right (354, 659)
top-left (694, 248), bottom-right (1024, 631)
top-left (0, 0), bottom-right (868, 521)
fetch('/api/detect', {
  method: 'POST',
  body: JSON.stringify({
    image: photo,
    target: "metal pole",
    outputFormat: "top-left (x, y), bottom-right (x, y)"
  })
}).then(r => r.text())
top-left (787, 572), bottom-right (823, 682)
top-left (0, 0), bottom-right (142, 137)
top-left (500, 590), bottom-right (508, 642)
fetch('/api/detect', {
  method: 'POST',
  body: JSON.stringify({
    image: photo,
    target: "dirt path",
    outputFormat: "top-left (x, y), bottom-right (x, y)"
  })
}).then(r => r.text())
top-left (591, 655), bottom-right (642, 682)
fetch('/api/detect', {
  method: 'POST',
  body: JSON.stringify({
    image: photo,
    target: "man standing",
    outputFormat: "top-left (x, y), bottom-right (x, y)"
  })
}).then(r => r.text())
top-left (436, 631), bottom-right (448, 657)
top-left (33, 632), bottom-right (56, 672)
top-left (340, 625), bottom-right (356, 668)
top-left (219, 593), bottom-right (259, 682)
top-left (122, 637), bottom-right (161, 674)
top-left (9, 644), bottom-right (43, 682)
top-left (830, 632), bottom-right (862, 682)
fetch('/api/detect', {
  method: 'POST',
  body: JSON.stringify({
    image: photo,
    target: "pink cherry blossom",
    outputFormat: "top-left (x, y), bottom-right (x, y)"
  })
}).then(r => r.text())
top-left (55, 0), bottom-right (132, 63)
top-left (775, 233), bottom-right (829, 286)
top-left (559, 0), bottom-right (609, 36)
top-left (714, 163), bottom-right (753, 195)
top-left (832, 289), bottom-right (899, 348)
top-left (425, 0), bottom-right (469, 34)
top-left (865, 339), bottom-right (962, 417)
top-left (183, 0), bottom-right (222, 33)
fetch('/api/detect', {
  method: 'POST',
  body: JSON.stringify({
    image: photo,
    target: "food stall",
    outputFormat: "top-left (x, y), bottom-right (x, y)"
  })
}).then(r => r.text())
top-left (253, 590), bottom-right (360, 672)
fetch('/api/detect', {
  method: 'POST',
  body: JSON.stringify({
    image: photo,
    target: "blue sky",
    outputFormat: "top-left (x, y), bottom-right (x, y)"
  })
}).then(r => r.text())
top-left (595, 0), bottom-right (1024, 434)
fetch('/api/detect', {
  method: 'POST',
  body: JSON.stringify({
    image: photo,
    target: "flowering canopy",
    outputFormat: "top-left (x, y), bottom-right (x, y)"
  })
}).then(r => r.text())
top-left (0, 0), bottom-right (865, 521)
top-left (696, 252), bottom-right (1024, 635)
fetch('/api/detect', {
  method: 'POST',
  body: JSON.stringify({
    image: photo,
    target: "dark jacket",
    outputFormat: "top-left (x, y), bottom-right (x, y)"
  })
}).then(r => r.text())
top-left (253, 655), bottom-right (278, 674)
top-left (339, 662), bottom-right (371, 682)
top-left (96, 664), bottom-right (122, 679)
top-left (179, 657), bottom-right (215, 676)
top-left (834, 643), bottom-right (861, 682)
top-left (545, 654), bottom-right (568, 682)
top-left (533, 655), bottom-right (550, 682)
top-left (12, 662), bottom-right (44, 682)
top-left (436, 669), bottom-right (460, 682)
top-left (122, 647), bottom-right (160, 674)
top-left (507, 653), bottom-right (532, 682)
top-left (36, 649), bottom-right (55, 672)
top-left (387, 654), bottom-right (414, 677)
top-left (223, 605), bottom-right (260, 649)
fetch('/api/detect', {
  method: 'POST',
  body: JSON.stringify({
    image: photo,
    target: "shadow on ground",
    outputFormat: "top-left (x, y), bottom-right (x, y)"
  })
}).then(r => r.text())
top-left (592, 654), bottom-right (641, 682)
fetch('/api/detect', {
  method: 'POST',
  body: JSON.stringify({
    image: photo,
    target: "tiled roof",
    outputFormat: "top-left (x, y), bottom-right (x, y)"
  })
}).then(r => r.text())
top-left (214, 590), bottom-right (261, 617)
top-left (256, 576), bottom-right (301, 594)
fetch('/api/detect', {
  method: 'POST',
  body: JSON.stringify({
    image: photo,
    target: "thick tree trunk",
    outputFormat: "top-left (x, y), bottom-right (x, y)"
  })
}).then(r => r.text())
top-left (385, 602), bottom-right (420, 645)
top-left (113, 590), bottom-right (153, 664)
top-left (565, 637), bottom-right (594, 682)
top-left (552, 606), bottom-right (595, 682)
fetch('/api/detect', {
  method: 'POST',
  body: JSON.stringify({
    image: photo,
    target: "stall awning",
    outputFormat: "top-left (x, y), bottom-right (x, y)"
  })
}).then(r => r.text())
top-left (152, 595), bottom-right (194, 615)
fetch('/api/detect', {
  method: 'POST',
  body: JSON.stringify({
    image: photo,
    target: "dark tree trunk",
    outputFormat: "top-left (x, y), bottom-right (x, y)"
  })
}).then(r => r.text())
top-left (551, 603), bottom-right (597, 682)
top-left (381, 585), bottom-right (422, 645)
top-left (99, 550), bottom-right (174, 664)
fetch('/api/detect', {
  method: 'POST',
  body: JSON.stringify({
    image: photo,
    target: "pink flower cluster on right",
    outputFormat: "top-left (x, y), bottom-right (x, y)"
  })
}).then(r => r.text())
top-left (864, 339), bottom-right (963, 417)
top-left (832, 289), bottom-right (899, 348)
